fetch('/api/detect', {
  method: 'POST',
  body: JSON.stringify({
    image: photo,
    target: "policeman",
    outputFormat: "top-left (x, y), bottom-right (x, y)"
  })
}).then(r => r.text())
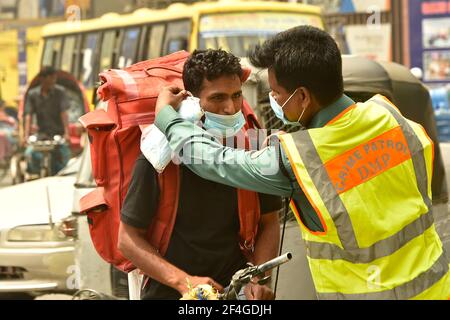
top-left (154, 26), bottom-right (450, 299)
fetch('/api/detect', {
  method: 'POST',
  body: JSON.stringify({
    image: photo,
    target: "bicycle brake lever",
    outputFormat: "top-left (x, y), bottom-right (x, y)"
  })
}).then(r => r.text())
top-left (256, 276), bottom-right (271, 286)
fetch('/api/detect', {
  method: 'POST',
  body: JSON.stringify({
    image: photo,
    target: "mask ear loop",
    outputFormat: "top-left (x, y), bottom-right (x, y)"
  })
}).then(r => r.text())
top-left (297, 105), bottom-right (307, 123)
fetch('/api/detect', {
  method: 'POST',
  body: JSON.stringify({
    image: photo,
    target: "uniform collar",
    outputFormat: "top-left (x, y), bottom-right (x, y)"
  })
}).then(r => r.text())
top-left (308, 94), bottom-right (355, 129)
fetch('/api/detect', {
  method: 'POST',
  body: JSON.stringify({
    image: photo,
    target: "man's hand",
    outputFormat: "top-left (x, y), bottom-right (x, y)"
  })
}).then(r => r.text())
top-left (179, 275), bottom-right (224, 296)
top-left (155, 86), bottom-right (190, 117)
top-left (64, 132), bottom-right (71, 143)
top-left (244, 282), bottom-right (275, 300)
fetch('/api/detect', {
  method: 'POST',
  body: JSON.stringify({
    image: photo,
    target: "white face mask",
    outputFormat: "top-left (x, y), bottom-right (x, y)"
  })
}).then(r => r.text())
top-left (178, 96), bottom-right (204, 122)
top-left (141, 96), bottom-right (204, 174)
top-left (269, 89), bottom-right (307, 128)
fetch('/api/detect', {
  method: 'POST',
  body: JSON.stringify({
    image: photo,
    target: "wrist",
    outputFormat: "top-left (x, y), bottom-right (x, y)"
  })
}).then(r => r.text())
top-left (169, 271), bottom-right (190, 294)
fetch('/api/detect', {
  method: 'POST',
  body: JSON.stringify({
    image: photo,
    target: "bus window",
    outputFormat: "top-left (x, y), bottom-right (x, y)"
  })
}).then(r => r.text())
top-left (61, 35), bottom-right (77, 73)
top-left (200, 37), bottom-right (218, 50)
top-left (80, 32), bottom-right (100, 88)
top-left (117, 28), bottom-right (141, 69)
top-left (42, 37), bottom-right (63, 67)
top-left (100, 30), bottom-right (120, 72)
top-left (199, 12), bottom-right (323, 57)
top-left (146, 24), bottom-right (165, 59)
top-left (163, 20), bottom-right (191, 55)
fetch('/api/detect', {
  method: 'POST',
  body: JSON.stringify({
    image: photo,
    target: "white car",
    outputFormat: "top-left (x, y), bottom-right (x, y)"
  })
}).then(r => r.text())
top-left (0, 140), bottom-right (123, 297)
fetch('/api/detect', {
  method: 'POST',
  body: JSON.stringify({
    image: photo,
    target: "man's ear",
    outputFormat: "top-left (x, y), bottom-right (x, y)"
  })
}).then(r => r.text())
top-left (299, 87), bottom-right (311, 109)
top-left (241, 68), bottom-right (252, 83)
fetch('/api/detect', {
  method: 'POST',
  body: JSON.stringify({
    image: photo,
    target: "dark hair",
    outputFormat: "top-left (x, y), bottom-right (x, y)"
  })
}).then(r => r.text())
top-left (183, 49), bottom-right (243, 96)
top-left (249, 26), bottom-right (343, 106)
top-left (39, 66), bottom-right (57, 78)
top-left (0, 99), bottom-right (5, 108)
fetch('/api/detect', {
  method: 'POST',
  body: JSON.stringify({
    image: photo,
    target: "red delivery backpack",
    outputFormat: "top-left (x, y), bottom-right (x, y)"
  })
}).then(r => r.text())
top-left (79, 51), bottom-right (262, 273)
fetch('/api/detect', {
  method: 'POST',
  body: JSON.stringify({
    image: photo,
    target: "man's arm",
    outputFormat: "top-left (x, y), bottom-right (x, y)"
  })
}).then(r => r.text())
top-left (153, 87), bottom-right (297, 197)
top-left (61, 111), bottom-right (70, 141)
top-left (24, 114), bottom-right (32, 142)
top-left (59, 90), bottom-right (71, 141)
top-left (253, 212), bottom-right (281, 270)
top-left (245, 211), bottom-right (280, 300)
top-left (24, 95), bottom-right (34, 142)
top-left (118, 223), bottom-right (222, 296)
top-left (156, 105), bottom-right (297, 197)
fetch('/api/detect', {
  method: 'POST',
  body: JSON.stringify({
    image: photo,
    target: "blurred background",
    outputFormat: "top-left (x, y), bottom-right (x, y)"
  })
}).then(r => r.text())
top-left (0, 0), bottom-right (449, 301)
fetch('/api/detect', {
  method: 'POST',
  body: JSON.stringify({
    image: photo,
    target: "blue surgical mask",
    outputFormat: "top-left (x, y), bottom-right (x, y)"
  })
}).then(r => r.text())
top-left (203, 110), bottom-right (246, 138)
top-left (269, 89), bottom-right (306, 127)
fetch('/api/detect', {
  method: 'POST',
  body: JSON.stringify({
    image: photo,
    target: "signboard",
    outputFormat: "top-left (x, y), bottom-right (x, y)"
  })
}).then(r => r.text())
top-left (306, 0), bottom-right (390, 13)
top-left (344, 24), bottom-right (392, 61)
top-left (199, 12), bottom-right (323, 36)
top-left (339, 0), bottom-right (391, 13)
top-left (409, 0), bottom-right (450, 85)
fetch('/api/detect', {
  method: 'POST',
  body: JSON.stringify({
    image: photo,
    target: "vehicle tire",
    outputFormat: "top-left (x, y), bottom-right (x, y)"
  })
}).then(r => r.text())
top-left (110, 265), bottom-right (129, 299)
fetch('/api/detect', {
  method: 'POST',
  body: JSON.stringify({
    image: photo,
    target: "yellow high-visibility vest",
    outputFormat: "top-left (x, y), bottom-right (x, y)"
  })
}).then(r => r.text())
top-left (278, 95), bottom-right (450, 300)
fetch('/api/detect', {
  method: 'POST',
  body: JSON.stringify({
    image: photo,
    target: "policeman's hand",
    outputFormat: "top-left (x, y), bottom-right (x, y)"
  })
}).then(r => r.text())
top-left (244, 283), bottom-right (275, 300)
top-left (155, 86), bottom-right (190, 117)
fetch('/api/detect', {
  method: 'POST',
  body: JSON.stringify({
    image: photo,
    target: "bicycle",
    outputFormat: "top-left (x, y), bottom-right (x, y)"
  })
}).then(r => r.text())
top-left (10, 134), bottom-right (68, 184)
top-left (71, 253), bottom-right (292, 301)
top-left (181, 252), bottom-right (293, 300)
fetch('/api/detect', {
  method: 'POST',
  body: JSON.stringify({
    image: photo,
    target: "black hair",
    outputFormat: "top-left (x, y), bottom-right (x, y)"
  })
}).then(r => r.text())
top-left (183, 49), bottom-right (243, 96)
top-left (39, 66), bottom-right (57, 78)
top-left (249, 26), bottom-right (343, 106)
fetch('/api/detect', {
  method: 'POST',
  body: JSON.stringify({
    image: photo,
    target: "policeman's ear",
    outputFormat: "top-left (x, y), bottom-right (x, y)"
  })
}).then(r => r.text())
top-left (298, 87), bottom-right (311, 110)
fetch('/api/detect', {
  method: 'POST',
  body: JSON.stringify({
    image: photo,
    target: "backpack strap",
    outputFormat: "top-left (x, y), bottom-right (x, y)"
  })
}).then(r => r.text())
top-left (236, 111), bottom-right (262, 261)
top-left (142, 162), bottom-right (180, 289)
top-left (147, 162), bottom-right (180, 255)
top-left (237, 189), bottom-right (261, 260)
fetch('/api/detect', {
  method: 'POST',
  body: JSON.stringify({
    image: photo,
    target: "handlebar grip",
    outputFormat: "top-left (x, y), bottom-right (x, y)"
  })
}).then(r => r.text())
top-left (256, 252), bottom-right (292, 275)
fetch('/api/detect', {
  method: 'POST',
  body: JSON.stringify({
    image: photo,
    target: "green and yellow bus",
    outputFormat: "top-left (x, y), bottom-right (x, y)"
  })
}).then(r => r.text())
top-left (40, 1), bottom-right (323, 106)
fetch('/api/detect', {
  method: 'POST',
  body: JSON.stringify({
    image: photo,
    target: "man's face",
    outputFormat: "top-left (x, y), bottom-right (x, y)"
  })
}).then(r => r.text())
top-left (198, 74), bottom-right (243, 115)
top-left (268, 68), bottom-right (300, 122)
top-left (42, 74), bottom-right (57, 89)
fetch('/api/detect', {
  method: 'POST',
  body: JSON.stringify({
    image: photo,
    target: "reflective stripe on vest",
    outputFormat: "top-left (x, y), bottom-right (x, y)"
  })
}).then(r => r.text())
top-left (279, 95), bottom-right (450, 299)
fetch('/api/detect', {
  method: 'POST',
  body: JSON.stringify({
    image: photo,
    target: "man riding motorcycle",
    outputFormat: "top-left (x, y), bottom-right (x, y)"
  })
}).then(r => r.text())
top-left (23, 67), bottom-right (71, 177)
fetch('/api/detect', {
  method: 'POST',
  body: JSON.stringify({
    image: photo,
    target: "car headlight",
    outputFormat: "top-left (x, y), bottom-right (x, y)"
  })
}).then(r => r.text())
top-left (7, 222), bottom-right (74, 242)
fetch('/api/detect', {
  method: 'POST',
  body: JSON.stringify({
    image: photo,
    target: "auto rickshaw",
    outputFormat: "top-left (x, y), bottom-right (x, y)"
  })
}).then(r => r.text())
top-left (10, 70), bottom-right (90, 184)
top-left (244, 55), bottom-right (450, 299)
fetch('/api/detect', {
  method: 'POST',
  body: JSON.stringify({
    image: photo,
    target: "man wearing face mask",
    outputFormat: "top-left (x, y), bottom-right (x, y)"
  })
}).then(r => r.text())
top-left (154, 26), bottom-right (450, 299)
top-left (118, 49), bottom-right (282, 300)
